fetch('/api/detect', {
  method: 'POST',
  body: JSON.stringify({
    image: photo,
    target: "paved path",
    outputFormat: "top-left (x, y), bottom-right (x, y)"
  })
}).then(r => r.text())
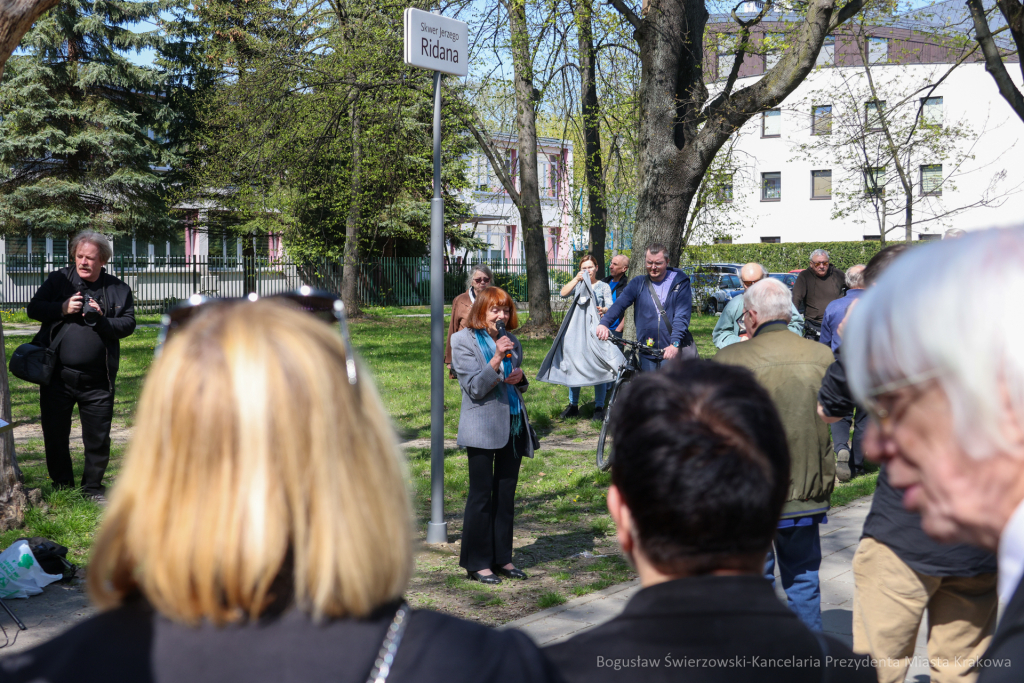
top-left (503, 494), bottom-right (933, 683)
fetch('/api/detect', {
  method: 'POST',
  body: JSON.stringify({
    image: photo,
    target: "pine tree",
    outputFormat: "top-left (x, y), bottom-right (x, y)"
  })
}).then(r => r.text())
top-left (0, 0), bottom-right (180, 239)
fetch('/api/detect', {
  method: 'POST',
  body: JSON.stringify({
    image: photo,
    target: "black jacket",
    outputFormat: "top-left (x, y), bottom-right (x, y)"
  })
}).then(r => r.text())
top-left (978, 579), bottom-right (1024, 682)
top-left (27, 267), bottom-right (136, 391)
top-left (0, 599), bottom-right (564, 683)
top-left (545, 575), bottom-right (875, 683)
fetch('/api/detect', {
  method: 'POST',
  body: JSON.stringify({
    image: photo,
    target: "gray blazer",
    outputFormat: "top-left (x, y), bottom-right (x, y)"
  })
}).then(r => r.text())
top-left (450, 327), bottom-right (534, 457)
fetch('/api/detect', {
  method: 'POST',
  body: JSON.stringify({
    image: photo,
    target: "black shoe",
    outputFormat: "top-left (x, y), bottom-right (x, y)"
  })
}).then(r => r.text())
top-left (592, 406), bottom-right (605, 422)
top-left (467, 570), bottom-right (501, 585)
top-left (560, 405), bottom-right (579, 419)
top-left (85, 492), bottom-right (109, 508)
top-left (494, 566), bottom-right (528, 580)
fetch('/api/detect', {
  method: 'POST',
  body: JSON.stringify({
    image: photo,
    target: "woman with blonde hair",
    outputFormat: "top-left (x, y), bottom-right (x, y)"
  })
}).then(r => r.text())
top-left (5, 294), bottom-right (561, 683)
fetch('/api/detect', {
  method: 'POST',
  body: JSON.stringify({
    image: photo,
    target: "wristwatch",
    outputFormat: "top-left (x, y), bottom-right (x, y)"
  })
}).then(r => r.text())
top-left (672, 341), bottom-right (680, 348)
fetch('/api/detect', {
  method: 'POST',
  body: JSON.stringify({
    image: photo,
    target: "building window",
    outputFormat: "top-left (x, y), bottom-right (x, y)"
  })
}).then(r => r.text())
top-left (765, 32), bottom-right (784, 70)
top-left (865, 166), bottom-right (886, 196)
top-left (868, 37), bottom-right (888, 64)
top-left (921, 164), bottom-right (943, 196)
top-left (477, 224), bottom-right (514, 260)
top-left (716, 173), bottom-right (734, 202)
top-left (816, 34), bottom-right (835, 67)
top-left (718, 52), bottom-right (735, 81)
top-left (543, 153), bottom-right (560, 198)
top-left (811, 170), bottom-right (832, 199)
top-left (714, 236), bottom-right (734, 244)
top-left (812, 105), bottom-right (832, 135)
top-left (918, 233), bottom-right (942, 241)
top-left (762, 109), bottom-right (781, 137)
top-left (209, 229), bottom-right (241, 268)
top-left (866, 100), bottom-right (886, 132)
top-left (863, 235), bottom-right (881, 241)
top-left (922, 96), bottom-right (943, 127)
top-left (476, 154), bottom-right (490, 192)
top-left (761, 172), bottom-right (781, 201)
top-left (760, 236), bottom-right (781, 243)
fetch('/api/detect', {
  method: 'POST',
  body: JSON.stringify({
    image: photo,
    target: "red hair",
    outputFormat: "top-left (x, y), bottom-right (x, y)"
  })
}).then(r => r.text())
top-left (466, 287), bottom-right (519, 331)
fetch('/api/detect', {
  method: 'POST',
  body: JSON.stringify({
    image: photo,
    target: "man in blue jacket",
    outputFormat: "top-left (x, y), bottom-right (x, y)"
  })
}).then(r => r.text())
top-left (596, 243), bottom-right (693, 371)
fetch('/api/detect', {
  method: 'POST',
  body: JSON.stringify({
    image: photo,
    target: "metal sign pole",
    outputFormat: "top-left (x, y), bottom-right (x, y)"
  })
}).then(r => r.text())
top-left (426, 69), bottom-right (448, 544)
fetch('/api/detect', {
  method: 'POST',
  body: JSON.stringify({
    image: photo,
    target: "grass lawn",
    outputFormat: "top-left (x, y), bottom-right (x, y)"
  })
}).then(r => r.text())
top-left (0, 308), bottom-right (878, 624)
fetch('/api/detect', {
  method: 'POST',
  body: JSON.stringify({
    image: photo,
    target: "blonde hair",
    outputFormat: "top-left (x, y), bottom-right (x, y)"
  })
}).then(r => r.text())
top-left (88, 300), bottom-right (412, 624)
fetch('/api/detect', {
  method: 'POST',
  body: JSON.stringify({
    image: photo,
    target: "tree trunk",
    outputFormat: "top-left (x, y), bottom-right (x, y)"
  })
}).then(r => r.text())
top-left (0, 321), bottom-right (27, 532)
top-left (341, 98), bottom-right (361, 315)
top-left (508, 0), bottom-right (553, 333)
top-left (577, 0), bottom-right (608, 276)
top-left (613, 0), bottom-right (862, 276)
top-left (0, 0), bottom-right (60, 80)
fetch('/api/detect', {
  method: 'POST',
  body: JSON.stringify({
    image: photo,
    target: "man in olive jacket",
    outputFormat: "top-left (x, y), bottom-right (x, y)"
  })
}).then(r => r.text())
top-left (715, 277), bottom-right (835, 631)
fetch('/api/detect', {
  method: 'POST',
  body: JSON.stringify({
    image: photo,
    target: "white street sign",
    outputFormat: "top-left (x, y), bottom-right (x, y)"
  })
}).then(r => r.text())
top-left (404, 8), bottom-right (468, 78)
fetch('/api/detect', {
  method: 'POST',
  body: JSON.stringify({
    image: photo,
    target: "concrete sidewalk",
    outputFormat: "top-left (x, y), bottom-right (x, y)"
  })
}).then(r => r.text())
top-left (503, 494), bottom-right (932, 683)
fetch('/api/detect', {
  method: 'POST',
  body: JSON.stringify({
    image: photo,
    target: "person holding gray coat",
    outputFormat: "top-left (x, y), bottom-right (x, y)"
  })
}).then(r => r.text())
top-left (450, 286), bottom-right (534, 585)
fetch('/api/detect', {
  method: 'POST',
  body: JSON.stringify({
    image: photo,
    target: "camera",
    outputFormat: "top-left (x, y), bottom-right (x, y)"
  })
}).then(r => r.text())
top-left (82, 293), bottom-right (103, 326)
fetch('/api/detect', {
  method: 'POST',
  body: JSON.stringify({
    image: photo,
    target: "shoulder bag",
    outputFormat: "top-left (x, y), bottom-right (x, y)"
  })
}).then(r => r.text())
top-left (10, 323), bottom-right (71, 386)
top-left (645, 276), bottom-right (698, 360)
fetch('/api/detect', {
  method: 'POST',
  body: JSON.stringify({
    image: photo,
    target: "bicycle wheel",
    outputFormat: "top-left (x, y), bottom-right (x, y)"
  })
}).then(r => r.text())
top-left (596, 375), bottom-right (625, 471)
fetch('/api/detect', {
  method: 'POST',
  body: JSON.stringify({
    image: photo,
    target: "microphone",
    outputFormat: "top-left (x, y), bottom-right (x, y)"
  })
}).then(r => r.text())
top-left (496, 320), bottom-right (512, 359)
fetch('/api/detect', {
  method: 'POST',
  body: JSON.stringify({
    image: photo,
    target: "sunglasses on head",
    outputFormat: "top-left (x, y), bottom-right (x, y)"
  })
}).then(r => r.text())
top-left (157, 287), bottom-right (358, 387)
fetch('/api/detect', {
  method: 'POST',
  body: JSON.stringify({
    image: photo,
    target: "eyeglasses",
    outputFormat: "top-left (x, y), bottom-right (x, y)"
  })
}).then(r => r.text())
top-left (811, 260), bottom-right (829, 266)
top-left (473, 277), bottom-right (491, 284)
top-left (157, 287), bottom-right (358, 388)
top-left (861, 367), bottom-right (943, 431)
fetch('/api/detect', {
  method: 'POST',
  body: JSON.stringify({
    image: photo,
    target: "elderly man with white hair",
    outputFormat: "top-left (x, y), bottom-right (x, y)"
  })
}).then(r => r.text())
top-left (715, 277), bottom-right (836, 631)
top-left (792, 249), bottom-right (845, 341)
top-left (843, 228), bottom-right (1024, 683)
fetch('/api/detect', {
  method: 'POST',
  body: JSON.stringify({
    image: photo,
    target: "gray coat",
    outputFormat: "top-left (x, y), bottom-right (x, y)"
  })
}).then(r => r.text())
top-left (450, 327), bottom-right (535, 457)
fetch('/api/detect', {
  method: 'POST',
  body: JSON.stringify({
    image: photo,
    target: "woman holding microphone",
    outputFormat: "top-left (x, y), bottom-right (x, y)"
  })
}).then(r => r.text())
top-left (450, 287), bottom-right (533, 584)
top-left (557, 254), bottom-right (613, 420)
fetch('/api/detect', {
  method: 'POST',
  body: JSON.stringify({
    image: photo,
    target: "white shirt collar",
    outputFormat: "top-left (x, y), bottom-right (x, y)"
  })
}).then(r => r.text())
top-left (998, 498), bottom-right (1024, 602)
top-left (469, 289), bottom-right (476, 303)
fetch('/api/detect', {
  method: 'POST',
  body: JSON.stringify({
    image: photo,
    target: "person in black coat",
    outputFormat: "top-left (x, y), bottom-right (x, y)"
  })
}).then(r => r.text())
top-left (26, 231), bottom-right (136, 502)
top-left (0, 299), bottom-right (562, 683)
top-left (545, 361), bottom-right (874, 683)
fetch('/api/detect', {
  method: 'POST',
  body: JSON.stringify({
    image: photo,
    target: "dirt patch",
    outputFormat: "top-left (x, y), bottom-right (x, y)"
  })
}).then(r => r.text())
top-left (12, 420), bottom-right (133, 447)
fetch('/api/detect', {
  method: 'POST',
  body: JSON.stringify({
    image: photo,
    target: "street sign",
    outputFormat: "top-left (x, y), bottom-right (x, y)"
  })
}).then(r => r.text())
top-left (403, 8), bottom-right (468, 78)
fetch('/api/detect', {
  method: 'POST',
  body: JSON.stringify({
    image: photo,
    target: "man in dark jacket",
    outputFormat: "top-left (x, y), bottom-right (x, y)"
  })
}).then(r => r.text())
top-left (27, 232), bottom-right (136, 504)
top-left (715, 278), bottom-right (836, 632)
top-left (596, 244), bottom-right (693, 371)
top-left (545, 361), bottom-right (873, 683)
top-left (792, 249), bottom-right (845, 341)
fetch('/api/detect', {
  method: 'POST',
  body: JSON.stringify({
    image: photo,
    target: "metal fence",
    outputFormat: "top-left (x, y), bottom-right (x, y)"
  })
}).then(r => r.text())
top-left (0, 256), bottom-right (580, 313)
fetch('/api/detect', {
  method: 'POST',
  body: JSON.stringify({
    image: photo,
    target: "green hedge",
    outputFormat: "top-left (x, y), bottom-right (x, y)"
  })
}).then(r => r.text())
top-left (601, 241), bottom-right (887, 273)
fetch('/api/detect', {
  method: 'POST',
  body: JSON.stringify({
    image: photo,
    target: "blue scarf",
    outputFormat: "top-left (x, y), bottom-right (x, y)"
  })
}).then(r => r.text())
top-left (474, 329), bottom-right (524, 444)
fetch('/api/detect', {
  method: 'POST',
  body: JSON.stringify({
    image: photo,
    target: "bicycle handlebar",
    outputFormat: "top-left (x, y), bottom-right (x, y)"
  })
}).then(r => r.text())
top-left (608, 335), bottom-right (664, 359)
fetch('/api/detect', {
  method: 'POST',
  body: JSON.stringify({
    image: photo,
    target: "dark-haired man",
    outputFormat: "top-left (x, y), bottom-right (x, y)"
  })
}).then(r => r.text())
top-left (715, 278), bottom-right (836, 632)
top-left (596, 244), bottom-right (694, 371)
top-left (544, 361), bottom-right (872, 683)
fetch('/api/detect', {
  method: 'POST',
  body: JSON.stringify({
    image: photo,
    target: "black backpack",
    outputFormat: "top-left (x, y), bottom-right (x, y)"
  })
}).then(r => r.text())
top-left (16, 537), bottom-right (76, 580)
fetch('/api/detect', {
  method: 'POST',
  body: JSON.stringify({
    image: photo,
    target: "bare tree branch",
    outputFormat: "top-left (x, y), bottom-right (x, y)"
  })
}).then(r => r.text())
top-left (0, 0), bottom-right (60, 79)
top-left (606, 0), bottom-right (641, 30)
top-left (967, 0), bottom-right (1024, 123)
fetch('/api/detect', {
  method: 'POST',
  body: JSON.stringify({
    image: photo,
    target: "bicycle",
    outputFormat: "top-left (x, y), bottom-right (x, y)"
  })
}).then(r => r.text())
top-left (595, 337), bottom-right (664, 471)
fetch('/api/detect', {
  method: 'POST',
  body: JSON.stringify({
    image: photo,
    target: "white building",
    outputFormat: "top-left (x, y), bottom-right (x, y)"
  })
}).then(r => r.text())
top-left (458, 134), bottom-right (576, 261)
top-left (705, 3), bottom-right (1024, 243)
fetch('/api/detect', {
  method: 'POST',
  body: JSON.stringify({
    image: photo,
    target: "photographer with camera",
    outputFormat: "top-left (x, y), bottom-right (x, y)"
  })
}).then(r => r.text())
top-left (27, 231), bottom-right (136, 506)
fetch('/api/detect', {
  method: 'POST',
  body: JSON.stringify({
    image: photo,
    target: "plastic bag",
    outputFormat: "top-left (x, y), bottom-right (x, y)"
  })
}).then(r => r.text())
top-left (0, 539), bottom-right (63, 599)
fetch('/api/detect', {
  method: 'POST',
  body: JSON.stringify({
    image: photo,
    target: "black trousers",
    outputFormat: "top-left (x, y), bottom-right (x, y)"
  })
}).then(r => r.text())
top-left (39, 370), bottom-right (114, 495)
top-left (831, 406), bottom-right (869, 471)
top-left (460, 430), bottom-right (524, 572)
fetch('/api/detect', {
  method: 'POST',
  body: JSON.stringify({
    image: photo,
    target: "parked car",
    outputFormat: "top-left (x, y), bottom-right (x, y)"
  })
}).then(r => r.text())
top-left (769, 273), bottom-right (798, 289)
top-left (689, 272), bottom-right (743, 314)
top-left (699, 262), bottom-right (744, 275)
